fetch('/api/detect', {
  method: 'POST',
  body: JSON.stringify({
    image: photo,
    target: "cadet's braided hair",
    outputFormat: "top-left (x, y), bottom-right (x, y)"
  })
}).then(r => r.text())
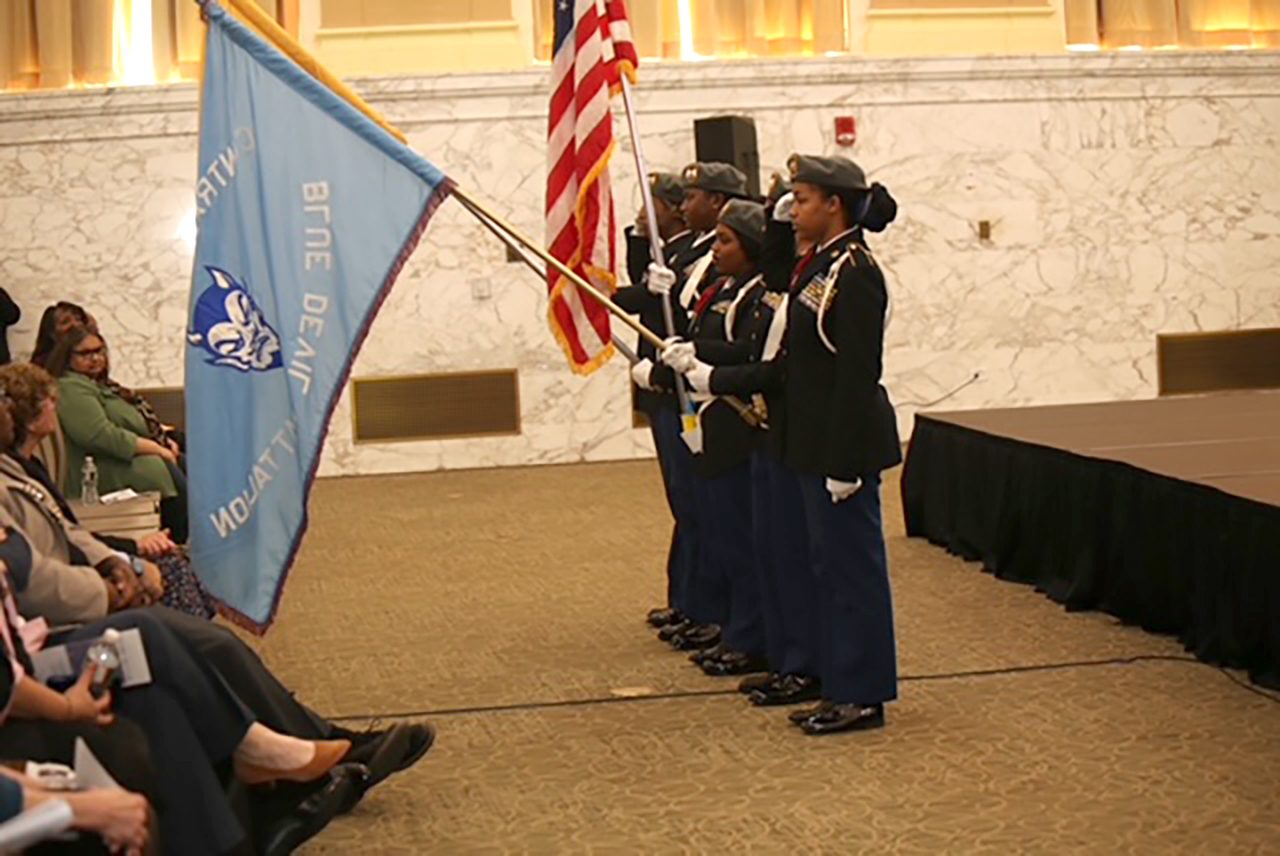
top-left (819, 183), bottom-right (898, 233)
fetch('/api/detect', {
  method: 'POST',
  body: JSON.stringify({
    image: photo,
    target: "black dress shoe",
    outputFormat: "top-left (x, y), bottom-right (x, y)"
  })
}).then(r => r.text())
top-left (658, 619), bottom-right (695, 642)
top-left (738, 672), bottom-right (780, 694)
top-left (672, 624), bottom-right (721, 651)
top-left (701, 652), bottom-right (769, 677)
top-left (799, 703), bottom-right (885, 735)
top-left (647, 607), bottom-right (684, 628)
top-left (394, 723), bottom-right (436, 772)
top-left (259, 763), bottom-right (369, 856)
top-left (342, 722), bottom-right (436, 790)
top-left (788, 700), bottom-right (835, 725)
top-left (748, 674), bottom-right (822, 707)
top-left (689, 643), bottom-right (728, 665)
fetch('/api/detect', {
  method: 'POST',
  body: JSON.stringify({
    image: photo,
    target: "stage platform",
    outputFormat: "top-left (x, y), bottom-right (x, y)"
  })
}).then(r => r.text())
top-left (901, 390), bottom-right (1280, 688)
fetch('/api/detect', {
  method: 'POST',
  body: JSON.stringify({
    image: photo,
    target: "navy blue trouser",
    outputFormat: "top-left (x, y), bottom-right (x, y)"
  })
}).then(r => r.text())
top-left (701, 460), bottom-right (765, 656)
top-left (57, 609), bottom-right (257, 855)
top-left (650, 408), bottom-right (700, 615)
top-left (687, 470), bottom-right (730, 627)
top-left (751, 451), bottom-right (821, 678)
top-left (797, 472), bottom-right (898, 705)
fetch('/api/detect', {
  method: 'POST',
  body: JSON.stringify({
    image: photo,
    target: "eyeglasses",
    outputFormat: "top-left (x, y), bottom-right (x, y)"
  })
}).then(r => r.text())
top-left (72, 346), bottom-right (106, 358)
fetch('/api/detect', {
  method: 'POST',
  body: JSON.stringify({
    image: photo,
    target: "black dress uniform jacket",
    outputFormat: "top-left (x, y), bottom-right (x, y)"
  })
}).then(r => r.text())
top-left (706, 217), bottom-right (804, 459)
top-left (652, 272), bottom-right (769, 477)
top-left (708, 219), bottom-right (900, 480)
top-left (784, 228), bottom-right (901, 481)
top-left (668, 230), bottom-right (719, 338)
top-left (614, 227), bottom-right (698, 414)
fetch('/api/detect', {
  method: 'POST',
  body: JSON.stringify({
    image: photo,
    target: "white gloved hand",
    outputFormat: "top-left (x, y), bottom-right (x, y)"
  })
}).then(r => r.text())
top-left (684, 359), bottom-right (713, 393)
top-left (630, 358), bottom-right (656, 391)
top-left (660, 338), bottom-right (697, 373)
top-left (772, 192), bottom-right (796, 223)
top-left (826, 477), bottom-right (863, 504)
top-left (646, 263), bottom-right (677, 296)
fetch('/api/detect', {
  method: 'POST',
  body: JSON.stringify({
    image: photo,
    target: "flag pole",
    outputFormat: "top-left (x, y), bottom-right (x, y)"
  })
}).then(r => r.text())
top-left (617, 75), bottom-right (696, 416)
top-left (452, 187), bottom-right (664, 350)
top-left (207, 0), bottom-right (752, 421)
top-left (209, 0), bottom-right (661, 353)
top-left (619, 77), bottom-right (673, 324)
top-left (464, 194), bottom-right (761, 426)
top-left (208, 0), bottom-right (662, 354)
top-left (466, 197), bottom-right (640, 363)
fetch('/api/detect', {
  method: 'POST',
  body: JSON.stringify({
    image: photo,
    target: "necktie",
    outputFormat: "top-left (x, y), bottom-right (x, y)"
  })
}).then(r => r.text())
top-left (693, 278), bottom-right (726, 320)
top-left (790, 247), bottom-right (817, 292)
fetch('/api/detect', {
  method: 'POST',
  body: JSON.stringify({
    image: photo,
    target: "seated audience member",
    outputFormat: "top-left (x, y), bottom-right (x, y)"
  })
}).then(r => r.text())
top-left (1, 527), bottom-right (361, 855)
top-left (0, 595), bottom-right (154, 856)
top-left (0, 768), bottom-right (151, 855)
top-left (0, 363), bottom-right (214, 619)
top-left (32, 303), bottom-right (183, 454)
top-left (42, 327), bottom-right (188, 543)
top-left (31, 303), bottom-right (96, 370)
top-left (0, 386), bottom-right (435, 848)
top-left (0, 288), bottom-right (18, 367)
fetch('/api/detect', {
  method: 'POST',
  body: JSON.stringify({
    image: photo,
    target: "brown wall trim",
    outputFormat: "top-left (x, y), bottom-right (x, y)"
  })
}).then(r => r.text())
top-left (1157, 328), bottom-right (1280, 396)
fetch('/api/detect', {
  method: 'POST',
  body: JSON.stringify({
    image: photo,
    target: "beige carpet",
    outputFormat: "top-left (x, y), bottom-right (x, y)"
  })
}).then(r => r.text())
top-left (235, 460), bottom-right (1280, 853)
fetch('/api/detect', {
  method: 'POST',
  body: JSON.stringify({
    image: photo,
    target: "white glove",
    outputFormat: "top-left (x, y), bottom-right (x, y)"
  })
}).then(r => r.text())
top-left (684, 359), bottom-right (713, 393)
top-left (630, 358), bottom-right (655, 391)
top-left (646, 263), bottom-right (677, 297)
top-left (660, 338), bottom-right (697, 373)
top-left (772, 192), bottom-right (796, 223)
top-left (826, 477), bottom-right (863, 504)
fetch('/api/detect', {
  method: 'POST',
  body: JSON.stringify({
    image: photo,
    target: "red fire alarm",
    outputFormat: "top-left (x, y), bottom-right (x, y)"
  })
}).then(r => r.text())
top-left (835, 116), bottom-right (857, 147)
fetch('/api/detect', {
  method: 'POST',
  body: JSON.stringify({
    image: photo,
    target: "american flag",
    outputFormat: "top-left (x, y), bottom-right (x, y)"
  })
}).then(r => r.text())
top-left (545, 0), bottom-right (637, 373)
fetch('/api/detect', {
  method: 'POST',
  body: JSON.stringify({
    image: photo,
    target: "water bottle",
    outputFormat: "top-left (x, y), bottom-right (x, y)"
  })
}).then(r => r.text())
top-left (80, 456), bottom-right (99, 504)
top-left (85, 628), bottom-right (121, 697)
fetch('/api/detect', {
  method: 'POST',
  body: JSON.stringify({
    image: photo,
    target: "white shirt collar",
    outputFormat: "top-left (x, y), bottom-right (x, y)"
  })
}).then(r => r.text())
top-left (817, 227), bottom-right (859, 255)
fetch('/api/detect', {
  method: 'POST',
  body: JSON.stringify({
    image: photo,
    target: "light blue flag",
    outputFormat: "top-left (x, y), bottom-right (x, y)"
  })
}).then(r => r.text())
top-left (186, 2), bottom-right (451, 630)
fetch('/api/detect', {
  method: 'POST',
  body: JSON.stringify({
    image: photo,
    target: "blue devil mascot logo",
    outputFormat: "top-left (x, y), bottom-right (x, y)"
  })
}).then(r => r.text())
top-left (187, 267), bottom-right (284, 372)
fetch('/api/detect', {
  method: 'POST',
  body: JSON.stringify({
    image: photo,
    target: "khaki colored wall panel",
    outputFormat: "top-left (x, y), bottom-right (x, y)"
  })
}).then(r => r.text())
top-left (864, 3), bottom-right (1065, 54)
top-left (34, 0), bottom-right (75, 88)
top-left (2, 0), bottom-right (40, 89)
top-left (71, 0), bottom-right (114, 85)
top-left (1157, 329), bottom-right (1280, 396)
top-left (871, 0), bottom-right (1046, 8)
top-left (315, 19), bottom-right (530, 74)
top-left (321, 0), bottom-right (511, 28)
top-left (1064, 0), bottom-right (1100, 43)
top-left (352, 371), bottom-right (521, 443)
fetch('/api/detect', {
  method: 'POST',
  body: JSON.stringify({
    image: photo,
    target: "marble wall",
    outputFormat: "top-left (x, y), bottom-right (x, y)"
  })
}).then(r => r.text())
top-left (2, 51), bottom-right (1278, 477)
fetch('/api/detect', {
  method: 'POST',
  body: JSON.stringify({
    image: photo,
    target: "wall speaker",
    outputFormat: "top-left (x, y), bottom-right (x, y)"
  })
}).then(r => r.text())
top-left (694, 116), bottom-right (760, 199)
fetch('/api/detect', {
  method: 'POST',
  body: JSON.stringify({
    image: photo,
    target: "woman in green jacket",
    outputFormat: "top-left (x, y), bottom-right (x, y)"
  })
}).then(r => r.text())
top-left (44, 327), bottom-right (188, 542)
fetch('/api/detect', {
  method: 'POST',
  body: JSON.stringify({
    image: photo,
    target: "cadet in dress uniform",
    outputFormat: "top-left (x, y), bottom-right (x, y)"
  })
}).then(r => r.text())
top-left (613, 173), bottom-right (696, 630)
top-left (669, 162), bottom-right (750, 333)
top-left (674, 155), bottom-right (902, 733)
top-left (665, 174), bottom-right (825, 706)
top-left (634, 162), bottom-right (751, 651)
top-left (776, 155), bottom-right (901, 734)
top-left (651, 200), bottom-right (770, 674)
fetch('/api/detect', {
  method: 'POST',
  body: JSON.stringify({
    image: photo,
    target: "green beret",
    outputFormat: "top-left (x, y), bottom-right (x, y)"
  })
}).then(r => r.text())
top-left (648, 172), bottom-right (685, 208)
top-left (681, 161), bottom-right (748, 199)
top-left (718, 199), bottom-right (765, 258)
top-left (787, 154), bottom-right (869, 193)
